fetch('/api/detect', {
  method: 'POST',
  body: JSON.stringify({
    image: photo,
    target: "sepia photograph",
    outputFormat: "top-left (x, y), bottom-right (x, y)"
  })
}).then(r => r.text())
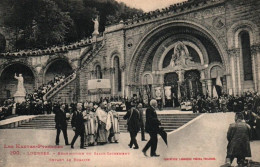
top-left (0, 0), bottom-right (260, 167)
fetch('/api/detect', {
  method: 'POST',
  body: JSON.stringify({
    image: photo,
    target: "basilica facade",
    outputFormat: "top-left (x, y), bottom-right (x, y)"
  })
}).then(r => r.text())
top-left (0, 0), bottom-right (259, 103)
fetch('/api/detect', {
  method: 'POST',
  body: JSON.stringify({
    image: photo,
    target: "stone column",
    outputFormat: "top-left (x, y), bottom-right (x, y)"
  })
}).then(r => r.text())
top-left (177, 70), bottom-right (185, 99)
top-left (120, 65), bottom-right (126, 97)
top-left (251, 45), bottom-right (260, 92)
top-left (35, 66), bottom-right (43, 88)
top-left (236, 49), bottom-right (245, 95)
top-left (201, 80), bottom-right (206, 96)
top-left (225, 74), bottom-right (232, 95)
top-left (206, 79), bottom-right (212, 97)
top-left (110, 68), bottom-right (115, 96)
top-left (177, 81), bottom-right (182, 99)
top-left (228, 48), bottom-right (240, 95)
top-left (128, 84), bottom-right (133, 98)
top-left (125, 85), bottom-right (130, 98)
top-left (200, 70), bottom-right (206, 96)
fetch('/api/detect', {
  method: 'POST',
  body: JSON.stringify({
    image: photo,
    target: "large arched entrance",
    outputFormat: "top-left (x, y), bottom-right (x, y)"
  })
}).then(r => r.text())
top-left (127, 21), bottom-right (227, 100)
top-left (44, 59), bottom-right (73, 84)
top-left (0, 63), bottom-right (35, 100)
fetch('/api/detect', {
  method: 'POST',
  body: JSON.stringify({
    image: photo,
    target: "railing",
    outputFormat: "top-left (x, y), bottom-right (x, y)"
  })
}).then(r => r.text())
top-left (43, 73), bottom-right (77, 101)
top-left (43, 40), bottom-right (105, 101)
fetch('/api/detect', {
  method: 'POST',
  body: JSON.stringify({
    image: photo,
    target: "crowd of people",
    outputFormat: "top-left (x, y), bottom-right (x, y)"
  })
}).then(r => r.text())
top-left (0, 73), bottom-right (72, 118)
top-left (190, 92), bottom-right (260, 141)
top-left (55, 101), bottom-right (120, 149)
top-left (190, 92), bottom-right (260, 114)
top-left (1, 88), bottom-right (260, 161)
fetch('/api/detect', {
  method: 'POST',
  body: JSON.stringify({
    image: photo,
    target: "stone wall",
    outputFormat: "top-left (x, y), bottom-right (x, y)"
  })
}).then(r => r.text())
top-left (226, 0), bottom-right (260, 94)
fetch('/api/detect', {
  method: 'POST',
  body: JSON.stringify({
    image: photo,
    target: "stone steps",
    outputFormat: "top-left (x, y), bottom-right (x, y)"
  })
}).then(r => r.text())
top-left (16, 114), bottom-right (200, 132)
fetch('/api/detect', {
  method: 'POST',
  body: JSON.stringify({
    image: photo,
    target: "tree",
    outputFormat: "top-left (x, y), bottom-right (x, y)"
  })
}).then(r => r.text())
top-left (0, 0), bottom-right (143, 51)
top-left (1, 0), bottom-right (74, 49)
top-left (53, 0), bottom-right (98, 41)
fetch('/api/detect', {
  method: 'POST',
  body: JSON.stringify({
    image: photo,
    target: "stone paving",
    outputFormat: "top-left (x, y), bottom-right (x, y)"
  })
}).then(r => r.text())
top-left (0, 112), bottom-right (259, 167)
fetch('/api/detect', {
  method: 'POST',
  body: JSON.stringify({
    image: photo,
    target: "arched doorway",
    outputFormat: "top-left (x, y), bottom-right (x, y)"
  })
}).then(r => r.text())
top-left (164, 72), bottom-right (178, 107)
top-left (44, 59), bottom-right (73, 84)
top-left (0, 63), bottom-right (35, 100)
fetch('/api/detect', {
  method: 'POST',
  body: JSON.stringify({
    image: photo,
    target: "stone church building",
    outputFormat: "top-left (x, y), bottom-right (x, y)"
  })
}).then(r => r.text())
top-left (0, 0), bottom-right (259, 103)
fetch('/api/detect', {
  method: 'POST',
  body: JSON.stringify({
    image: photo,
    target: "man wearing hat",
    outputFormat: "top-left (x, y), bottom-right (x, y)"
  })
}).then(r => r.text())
top-left (55, 103), bottom-right (69, 146)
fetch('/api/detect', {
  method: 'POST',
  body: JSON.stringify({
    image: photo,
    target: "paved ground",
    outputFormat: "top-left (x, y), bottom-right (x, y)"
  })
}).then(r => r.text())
top-left (0, 112), bottom-right (259, 167)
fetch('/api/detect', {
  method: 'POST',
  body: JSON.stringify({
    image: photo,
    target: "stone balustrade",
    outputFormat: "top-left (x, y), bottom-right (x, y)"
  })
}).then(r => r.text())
top-left (0, 35), bottom-right (104, 57)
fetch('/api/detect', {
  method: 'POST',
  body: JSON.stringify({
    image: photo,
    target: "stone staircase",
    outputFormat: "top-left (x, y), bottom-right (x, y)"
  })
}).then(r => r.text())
top-left (43, 73), bottom-right (77, 101)
top-left (43, 40), bottom-right (105, 101)
top-left (16, 113), bottom-right (200, 132)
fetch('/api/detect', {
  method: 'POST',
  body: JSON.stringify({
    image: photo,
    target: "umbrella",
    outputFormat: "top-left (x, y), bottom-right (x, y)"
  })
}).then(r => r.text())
top-left (158, 127), bottom-right (167, 146)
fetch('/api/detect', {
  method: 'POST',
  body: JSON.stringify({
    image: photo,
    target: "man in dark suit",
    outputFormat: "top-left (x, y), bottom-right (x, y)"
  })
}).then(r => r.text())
top-left (55, 103), bottom-right (69, 145)
top-left (123, 102), bottom-right (140, 149)
top-left (142, 99), bottom-right (161, 157)
top-left (70, 103), bottom-right (86, 149)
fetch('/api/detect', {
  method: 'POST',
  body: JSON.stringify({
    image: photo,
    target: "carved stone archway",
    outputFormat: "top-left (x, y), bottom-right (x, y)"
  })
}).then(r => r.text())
top-left (128, 20), bottom-right (229, 87)
top-left (43, 58), bottom-right (74, 84)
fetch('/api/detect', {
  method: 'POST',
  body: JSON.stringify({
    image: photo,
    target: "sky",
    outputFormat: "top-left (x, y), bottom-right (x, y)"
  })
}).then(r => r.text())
top-left (115, 0), bottom-right (187, 12)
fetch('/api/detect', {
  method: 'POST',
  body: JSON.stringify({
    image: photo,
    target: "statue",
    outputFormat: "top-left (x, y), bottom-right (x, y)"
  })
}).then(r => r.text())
top-left (14, 73), bottom-right (26, 103)
top-left (170, 42), bottom-right (194, 67)
top-left (92, 16), bottom-right (99, 35)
